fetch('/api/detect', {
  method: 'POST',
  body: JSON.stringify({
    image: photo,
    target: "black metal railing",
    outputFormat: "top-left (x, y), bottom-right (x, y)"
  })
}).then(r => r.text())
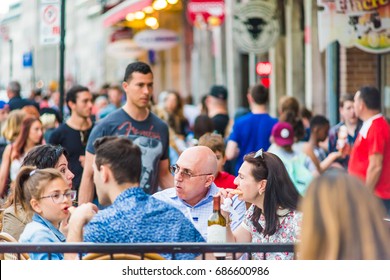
top-left (0, 242), bottom-right (295, 260)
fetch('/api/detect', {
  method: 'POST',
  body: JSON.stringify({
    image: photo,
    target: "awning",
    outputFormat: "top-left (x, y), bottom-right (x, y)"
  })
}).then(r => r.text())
top-left (103, 0), bottom-right (153, 27)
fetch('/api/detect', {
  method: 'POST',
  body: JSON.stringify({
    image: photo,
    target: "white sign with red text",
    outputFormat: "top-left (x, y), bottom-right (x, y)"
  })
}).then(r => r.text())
top-left (40, 0), bottom-right (60, 45)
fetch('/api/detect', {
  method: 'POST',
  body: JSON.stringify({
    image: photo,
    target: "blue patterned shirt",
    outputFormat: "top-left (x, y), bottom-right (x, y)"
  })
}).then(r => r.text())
top-left (153, 183), bottom-right (246, 240)
top-left (19, 214), bottom-right (65, 260)
top-left (84, 187), bottom-right (205, 260)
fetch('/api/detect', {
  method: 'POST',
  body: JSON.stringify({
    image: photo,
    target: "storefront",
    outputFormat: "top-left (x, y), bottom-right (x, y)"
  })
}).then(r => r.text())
top-left (101, 0), bottom-right (189, 101)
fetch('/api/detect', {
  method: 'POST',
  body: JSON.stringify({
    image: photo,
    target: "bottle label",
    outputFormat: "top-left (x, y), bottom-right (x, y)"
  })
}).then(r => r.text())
top-left (207, 225), bottom-right (227, 258)
top-left (207, 225), bottom-right (227, 243)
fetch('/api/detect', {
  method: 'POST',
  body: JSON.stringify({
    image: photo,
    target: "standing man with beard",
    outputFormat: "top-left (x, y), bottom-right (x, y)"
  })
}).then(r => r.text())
top-left (49, 85), bottom-right (94, 193)
top-left (78, 62), bottom-right (173, 204)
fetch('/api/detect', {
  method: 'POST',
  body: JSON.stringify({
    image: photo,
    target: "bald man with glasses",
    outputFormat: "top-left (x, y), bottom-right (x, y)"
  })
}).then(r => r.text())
top-left (153, 146), bottom-right (246, 240)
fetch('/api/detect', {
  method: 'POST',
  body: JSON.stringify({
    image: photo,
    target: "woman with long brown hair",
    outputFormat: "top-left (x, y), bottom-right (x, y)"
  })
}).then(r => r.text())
top-left (221, 150), bottom-right (302, 260)
top-left (0, 116), bottom-right (43, 198)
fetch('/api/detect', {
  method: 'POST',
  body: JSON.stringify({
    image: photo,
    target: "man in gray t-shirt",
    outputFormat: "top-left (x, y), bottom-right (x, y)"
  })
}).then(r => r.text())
top-left (78, 62), bottom-right (173, 203)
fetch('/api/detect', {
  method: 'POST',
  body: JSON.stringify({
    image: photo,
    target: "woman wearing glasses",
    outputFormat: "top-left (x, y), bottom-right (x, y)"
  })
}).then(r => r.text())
top-left (1, 145), bottom-right (74, 240)
top-left (18, 166), bottom-right (76, 260)
top-left (221, 149), bottom-right (302, 260)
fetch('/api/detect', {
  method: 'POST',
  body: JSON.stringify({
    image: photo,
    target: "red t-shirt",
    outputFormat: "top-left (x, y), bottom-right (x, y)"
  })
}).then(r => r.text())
top-left (214, 171), bottom-right (237, 189)
top-left (348, 116), bottom-right (390, 199)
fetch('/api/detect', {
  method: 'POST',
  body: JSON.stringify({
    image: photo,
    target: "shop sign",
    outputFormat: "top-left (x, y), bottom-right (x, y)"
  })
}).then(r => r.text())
top-left (318, 0), bottom-right (390, 54)
top-left (187, 0), bottom-right (225, 26)
top-left (106, 39), bottom-right (146, 59)
top-left (232, 0), bottom-right (279, 53)
top-left (134, 29), bottom-right (179, 51)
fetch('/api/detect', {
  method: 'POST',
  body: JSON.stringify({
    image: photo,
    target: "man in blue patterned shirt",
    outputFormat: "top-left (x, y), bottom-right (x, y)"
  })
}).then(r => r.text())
top-left (66, 136), bottom-right (204, 260)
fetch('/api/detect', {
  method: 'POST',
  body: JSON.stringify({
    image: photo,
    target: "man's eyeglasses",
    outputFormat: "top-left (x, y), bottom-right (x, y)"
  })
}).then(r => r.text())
top-left (170, 164), bottom-right (212, 179)
top-left (39, 190), bottom-right (77, 204)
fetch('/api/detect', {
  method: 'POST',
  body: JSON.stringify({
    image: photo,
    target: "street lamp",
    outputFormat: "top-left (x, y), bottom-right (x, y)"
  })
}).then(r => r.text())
top-left (59, 0), bottom-right (66, 119)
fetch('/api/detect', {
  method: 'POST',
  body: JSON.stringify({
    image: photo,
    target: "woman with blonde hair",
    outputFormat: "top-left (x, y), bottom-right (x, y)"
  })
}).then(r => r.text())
top-left (297, 172), bottom-right (390, 259)
top-left (1, 109), bottom-right (26, 143)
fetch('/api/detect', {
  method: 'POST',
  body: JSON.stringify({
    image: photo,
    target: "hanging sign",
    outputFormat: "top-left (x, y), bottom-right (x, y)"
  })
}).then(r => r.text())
top-left (39, 0), bottom-right (60, 45)
top-left (187, 0), bottom-right (225, 26)
top-left (134, 29), bottom-right (179, 51)
top-left (106, 39), bottom-right (146, 59)
top-left (232, 1), bottom-right (280, 53)
top-left (317, 0), bottom-right (390, 54)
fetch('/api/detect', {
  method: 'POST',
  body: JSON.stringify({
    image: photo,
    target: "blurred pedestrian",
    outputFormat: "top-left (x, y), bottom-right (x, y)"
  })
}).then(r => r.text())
top-left (48, 85), bottom-right (93, 193)
top-left (7, 81), bottom-right (38, 111)
top-left (349, 86), bottom-right (390, 216)
top-left (303, 115), bottom-right (342, 174)
top-left (205, 85), bottom-right (230, 137)
top-left (328, 93), bottom-right (362, 169)
top-left (98, 84), bottom-right (124, 119)
top-left (226, 84), bottom-right (278, 175)
top-left (297, 172), bottom-right (390, 259)
top-left (198, 133), bottom-right (236, 189)
top-left (0, 117), bottom-right (43, 198)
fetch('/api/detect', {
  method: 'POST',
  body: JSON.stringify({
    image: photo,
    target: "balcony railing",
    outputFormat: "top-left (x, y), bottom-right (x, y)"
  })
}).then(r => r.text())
top-left (0, 242), bottom-right (295, 260)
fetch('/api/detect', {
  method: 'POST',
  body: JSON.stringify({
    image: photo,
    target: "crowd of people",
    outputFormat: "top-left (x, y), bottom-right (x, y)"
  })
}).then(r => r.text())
top-left (0, 61), bottom-right (389, 260)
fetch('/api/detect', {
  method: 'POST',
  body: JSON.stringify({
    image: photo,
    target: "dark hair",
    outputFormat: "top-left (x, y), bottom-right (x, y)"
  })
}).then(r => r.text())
top-left (358, 86), bottom-right (381, 110)
top-left (123, 62), bottom-right (153, 82)
top-left (194, 114), bottom-right (215, 140)
top-left (339, 93), bottom-right (354, 108)
top-left (94, 136), bottom-right (142, 184)
top-left (309, 115), bottom-right (329, 130)
top-left (244, 152), bottom-right (300, 236)
top-left (22, 144), bottom-right (68, 169)
top-left (40, 107), bottom-right (63, 123)
top-left (300, 107), bottom-right (312, 120)
top-left (250, 84), bottom-right (269, 105)
top-left (13, 117), bottom-right (42, 160)
top-left (279, 110), bottom-right (305, 141)
top-left (66, 85), bottom-right (90, 112)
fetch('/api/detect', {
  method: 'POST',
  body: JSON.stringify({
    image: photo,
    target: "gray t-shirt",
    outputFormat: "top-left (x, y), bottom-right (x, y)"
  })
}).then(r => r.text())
top-left (87, 108), bottom-right (169, 194)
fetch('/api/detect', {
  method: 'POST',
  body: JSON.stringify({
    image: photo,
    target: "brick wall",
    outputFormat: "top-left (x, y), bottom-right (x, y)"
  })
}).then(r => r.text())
top-left (340, 47), bottom-right (378, 94)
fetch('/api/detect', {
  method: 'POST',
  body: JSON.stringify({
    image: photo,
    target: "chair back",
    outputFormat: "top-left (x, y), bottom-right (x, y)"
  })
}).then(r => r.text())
top-left (0, 232), bottom-right (30, 260)
top-left (82, 252), bottom-right (165, 260)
